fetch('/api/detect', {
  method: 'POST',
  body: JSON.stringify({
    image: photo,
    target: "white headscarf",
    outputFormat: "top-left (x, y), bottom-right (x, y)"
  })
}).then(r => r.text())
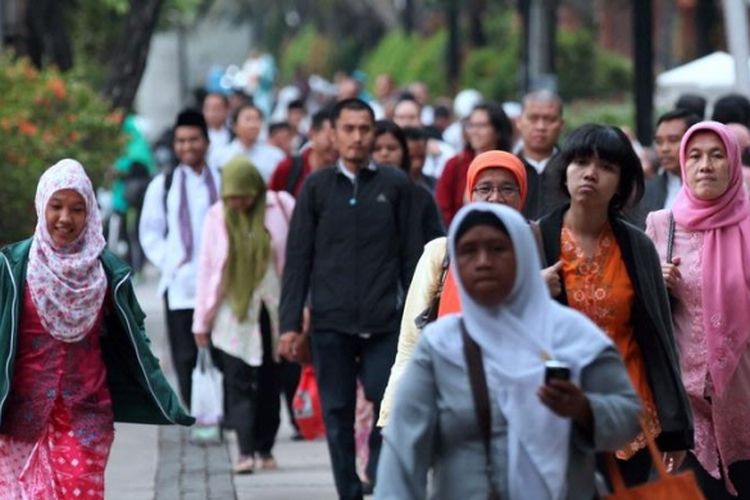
top-left (27, 159), bottom-right (108, 343)
top-left (425, 202), bottom-right (612, 500)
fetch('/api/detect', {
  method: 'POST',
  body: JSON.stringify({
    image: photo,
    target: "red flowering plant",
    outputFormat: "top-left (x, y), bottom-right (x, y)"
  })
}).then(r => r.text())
top-left (0, 55), bottom-right (123, 244)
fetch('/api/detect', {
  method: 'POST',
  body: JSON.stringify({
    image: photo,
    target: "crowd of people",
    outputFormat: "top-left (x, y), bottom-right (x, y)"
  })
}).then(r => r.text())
top-left (2, 69), bottom-right (750, 500)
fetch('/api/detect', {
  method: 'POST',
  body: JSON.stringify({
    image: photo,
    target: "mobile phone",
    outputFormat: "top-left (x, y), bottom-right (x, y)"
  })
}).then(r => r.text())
top-left (544, 360), bottom-right (571, 385)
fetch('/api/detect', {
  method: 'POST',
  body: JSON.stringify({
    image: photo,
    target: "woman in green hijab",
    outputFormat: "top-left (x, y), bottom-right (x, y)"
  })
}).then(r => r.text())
top-left (193, 155), bottom-right (296, 473)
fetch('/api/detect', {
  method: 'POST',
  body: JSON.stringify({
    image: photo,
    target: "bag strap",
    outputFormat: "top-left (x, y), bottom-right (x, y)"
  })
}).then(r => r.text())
top-left (435, 250), bottom-right (450, 303)
top-left (275, 190), bottom-right (291, 225)
top-left (460, 320), bottom-right (499, 497)
top-left (162, 167), bottom-right (176, 238)
top-left (414, 247), bottom-right (451, 329)
top-left (605, 419), bottom-right (669, 493)
top-left (285, 154), bottom-right (304, 194)
top-left (666, 210), bottom-right (675, 264)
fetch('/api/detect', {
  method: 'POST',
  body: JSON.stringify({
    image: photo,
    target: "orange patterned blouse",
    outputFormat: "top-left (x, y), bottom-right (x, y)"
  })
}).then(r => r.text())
top-left (561, 223), bottom-right (660, 459)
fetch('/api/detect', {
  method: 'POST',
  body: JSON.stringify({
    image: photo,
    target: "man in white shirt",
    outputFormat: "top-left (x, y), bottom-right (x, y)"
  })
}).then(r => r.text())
top-left (202, 92), bottom-right (231, 157)
top-left (139, 109), bottom-right (221, 407)
top-left (212, 103), bottom-right (286, 182)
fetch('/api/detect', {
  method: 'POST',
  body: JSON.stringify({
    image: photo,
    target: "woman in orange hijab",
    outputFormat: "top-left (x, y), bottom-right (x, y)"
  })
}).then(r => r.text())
top-left (379, 150), bottom-right (555, 426)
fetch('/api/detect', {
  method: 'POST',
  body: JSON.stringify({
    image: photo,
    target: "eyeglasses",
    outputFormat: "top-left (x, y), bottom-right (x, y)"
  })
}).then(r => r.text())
top-left (472, 184), bottom-right (520, 198)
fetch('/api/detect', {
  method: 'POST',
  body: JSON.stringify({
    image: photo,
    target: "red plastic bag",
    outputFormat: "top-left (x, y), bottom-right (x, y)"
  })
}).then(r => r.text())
top-left (292, 365), bottom-right (326, 440)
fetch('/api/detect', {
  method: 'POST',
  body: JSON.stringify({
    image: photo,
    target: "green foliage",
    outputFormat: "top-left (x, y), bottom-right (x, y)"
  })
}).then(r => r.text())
top-left (557, 29), bottom-right (632, 101)
top-left (563, 99), bottom-right (635, 134)
top-left (279, 24), bottom-right (335, 83)
top-left (362, 31), bottom-right (419, 84)
top-left (0, 56), bottom-right (123, 243)
top-left (461, 42), bottom-right (520, 101)
top-left (362, 30), bottom-right (448, 96)
top-left (66, 0), bottom-right (208, 91)
top-left (405, 30), bottom-right (449, 96)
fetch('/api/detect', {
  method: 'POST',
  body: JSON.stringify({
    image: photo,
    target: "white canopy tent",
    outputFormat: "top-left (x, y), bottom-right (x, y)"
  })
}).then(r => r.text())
top-left (655, 51), bottom-right (750, 110)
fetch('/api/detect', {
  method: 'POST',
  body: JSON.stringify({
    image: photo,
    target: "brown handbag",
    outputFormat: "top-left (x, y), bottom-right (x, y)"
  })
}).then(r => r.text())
top-left (603, 422), bottom-right (704, 500)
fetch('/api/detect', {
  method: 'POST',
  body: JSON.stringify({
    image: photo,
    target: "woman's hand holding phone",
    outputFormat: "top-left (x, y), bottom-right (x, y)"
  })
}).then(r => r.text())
top-left (537, 363), bottom-right (593, 434)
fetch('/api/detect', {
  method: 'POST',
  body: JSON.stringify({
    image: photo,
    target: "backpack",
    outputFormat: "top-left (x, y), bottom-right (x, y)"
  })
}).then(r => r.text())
top-left (161, 166), bottom-right (176, 237)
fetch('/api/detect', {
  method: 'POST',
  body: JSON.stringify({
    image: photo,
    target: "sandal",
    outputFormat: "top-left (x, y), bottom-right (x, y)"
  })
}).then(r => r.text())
top-left (259, 455), bottom-right (278, 470)
top-left (233, 455), bottom-right (255, 474)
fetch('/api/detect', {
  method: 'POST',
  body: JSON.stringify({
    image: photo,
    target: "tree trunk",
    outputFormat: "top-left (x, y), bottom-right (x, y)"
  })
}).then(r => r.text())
top-left (633, 0), bottom-right (654, 145)
top-left (468, 0), bottom-right (487, 47)
top-left (25, 0), bottom-right (73, 70)
top-left (403, 0), bottom-right (415, 34)
top-left (446, 0), bottom-right (460, 94)
top-left (695, 0), bottom-right (718, 56)
top-left (103, 0), bottom-right (166, 112)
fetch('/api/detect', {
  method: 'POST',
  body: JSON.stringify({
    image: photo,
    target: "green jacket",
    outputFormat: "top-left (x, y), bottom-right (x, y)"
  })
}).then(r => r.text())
top-left (0, 239), bottom-right (194, 426)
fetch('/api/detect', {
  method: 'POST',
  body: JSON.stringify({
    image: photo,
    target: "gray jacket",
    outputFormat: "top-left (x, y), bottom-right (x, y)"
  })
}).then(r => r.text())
top-left (375, 337), bottom-right (641, 500)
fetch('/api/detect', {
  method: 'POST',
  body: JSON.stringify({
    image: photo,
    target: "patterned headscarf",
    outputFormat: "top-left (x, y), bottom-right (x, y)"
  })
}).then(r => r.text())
top-left (27, 159), bottom-right (108, 342)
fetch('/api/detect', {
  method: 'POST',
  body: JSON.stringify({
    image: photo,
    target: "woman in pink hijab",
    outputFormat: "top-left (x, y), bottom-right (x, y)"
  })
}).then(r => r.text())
top-left (646, 121), bottom-right (750, 498)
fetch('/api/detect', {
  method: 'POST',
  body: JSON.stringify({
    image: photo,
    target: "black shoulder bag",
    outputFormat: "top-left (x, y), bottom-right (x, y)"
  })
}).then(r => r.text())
top-left (460, 321), bottom-right (502, 500)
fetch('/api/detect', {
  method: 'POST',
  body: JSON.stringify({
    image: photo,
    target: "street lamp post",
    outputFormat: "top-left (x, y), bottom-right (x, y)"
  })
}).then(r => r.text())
top-left (520, 0), bottom-right (558, 93)
top-left (446, 0), bottom-right (460, 94)
top-left (722, 0), bottom-right (750, 97)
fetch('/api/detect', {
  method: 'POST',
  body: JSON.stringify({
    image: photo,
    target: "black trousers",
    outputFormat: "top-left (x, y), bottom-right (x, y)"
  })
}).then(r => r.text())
top-left (311, 330), bottom-right (398, 500)
top-left (685, 453), bottom-right (750, 499)
top-left (163, 296), bottom-right (197, 409)
top-left (253, 306), bottom-right (280, 456)
top-left (220, 349), bottom-right (258, 456)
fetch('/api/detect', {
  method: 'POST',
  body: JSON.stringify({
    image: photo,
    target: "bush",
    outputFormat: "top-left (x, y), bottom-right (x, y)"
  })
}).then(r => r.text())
top-left (362, 31), bottom-right (419, 86)
top-left (402, 30), bottom-right (449, 96)
top-left (0, 56), bottom-right (122, 244)
top-left (557, 29), bottom-right (632, 101)
top-left (461, 42), bottom-right (520, 101)
top-left (279, 25), bottom-right (335, 82)
top-left (563, 98), bottom-right (635, 134)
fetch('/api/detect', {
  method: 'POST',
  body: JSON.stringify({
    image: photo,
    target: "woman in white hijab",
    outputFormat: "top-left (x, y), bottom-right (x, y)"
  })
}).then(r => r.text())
top-left (0, 159), bottom-right (191, 498)
top-left (375, 203), bottom-right (641, 500)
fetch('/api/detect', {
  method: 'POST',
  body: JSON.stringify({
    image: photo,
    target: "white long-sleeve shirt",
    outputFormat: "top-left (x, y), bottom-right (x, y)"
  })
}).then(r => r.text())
top-left (211, 138), bottom-right (286, 182)
top-left (139, 163), bottom-right (221, 310)
top-left (422, 138), bottom-right (456, 179)
top-left (208, 126), bottom-right (232, 159)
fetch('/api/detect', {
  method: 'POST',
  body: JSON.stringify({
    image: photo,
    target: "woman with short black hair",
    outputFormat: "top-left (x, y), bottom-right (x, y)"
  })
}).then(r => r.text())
top-left (538, 123), bottom-right (693, 485)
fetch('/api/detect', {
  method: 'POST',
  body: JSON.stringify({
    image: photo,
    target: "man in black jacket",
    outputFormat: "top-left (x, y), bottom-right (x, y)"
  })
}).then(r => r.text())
top-left (630, 108), bottom-right (700, 228)
top-left (515, 90), bottom-right (566, 219)
top-left (278, 98), bottom-right (420, 499)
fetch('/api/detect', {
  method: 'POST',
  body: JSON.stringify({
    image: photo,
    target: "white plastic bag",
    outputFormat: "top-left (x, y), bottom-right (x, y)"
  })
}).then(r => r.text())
top-left (190, 347), bottom-right (224, 426)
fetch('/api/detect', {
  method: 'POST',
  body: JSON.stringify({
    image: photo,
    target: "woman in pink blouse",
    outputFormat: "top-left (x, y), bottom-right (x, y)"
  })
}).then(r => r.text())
top-left (192, 155), bottom-right (294, 473)
top-left (646, 121), bottom-right (750, 498)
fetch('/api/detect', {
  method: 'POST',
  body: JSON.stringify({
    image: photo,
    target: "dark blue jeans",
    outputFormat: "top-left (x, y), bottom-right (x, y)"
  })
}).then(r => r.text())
top-left (311, 329), bottom-right (398, 500)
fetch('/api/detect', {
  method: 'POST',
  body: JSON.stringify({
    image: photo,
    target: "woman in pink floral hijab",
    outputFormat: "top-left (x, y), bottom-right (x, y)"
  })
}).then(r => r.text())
top-left (27, 158), bottom-right (109, 342)
top-left (646, 121), bottom-right (750, 498)
top-left (0, 159), bottom-right (194, 499)
top-left (0, 159), bottom-right (114, 498)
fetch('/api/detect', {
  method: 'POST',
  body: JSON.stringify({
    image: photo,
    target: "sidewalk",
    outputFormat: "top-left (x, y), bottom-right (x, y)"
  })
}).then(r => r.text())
top-left (105, 270), bottom-right (336, 499)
